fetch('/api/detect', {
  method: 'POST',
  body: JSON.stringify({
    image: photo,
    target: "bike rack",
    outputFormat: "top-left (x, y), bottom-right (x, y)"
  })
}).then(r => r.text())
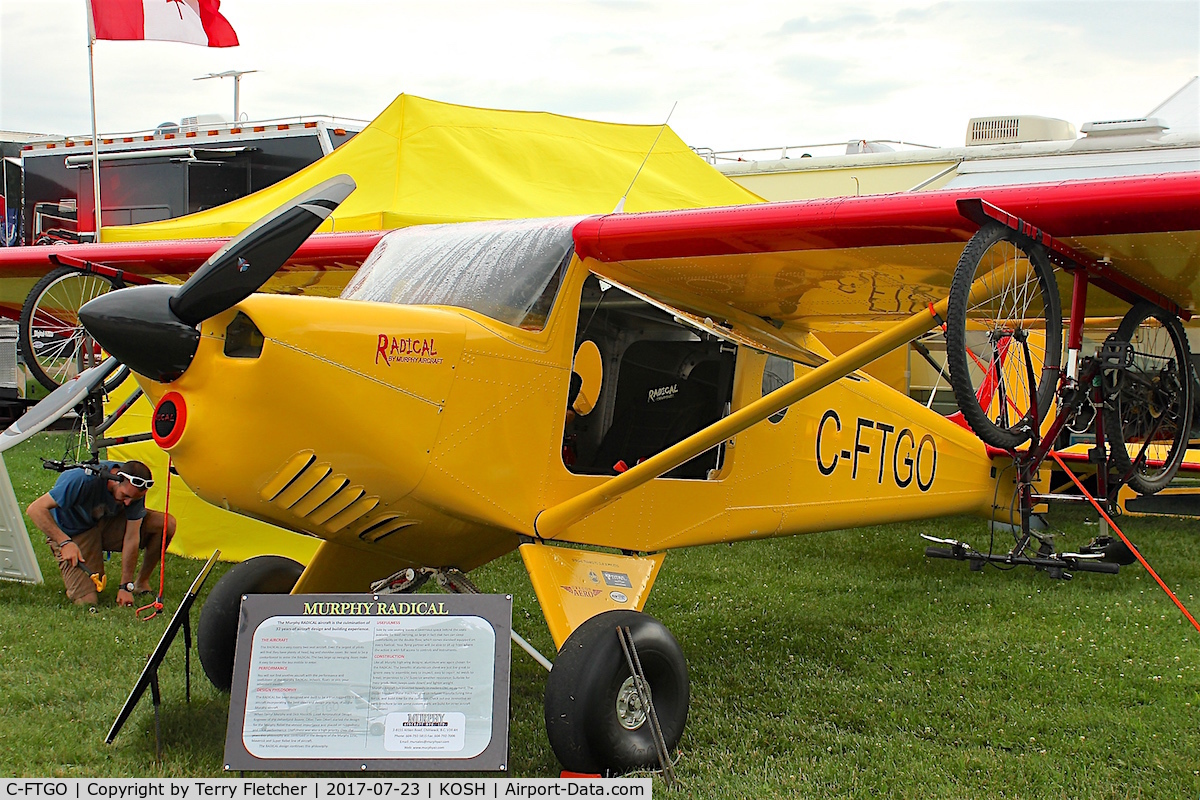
top-left (927, 200), bottom-right (1194, 579)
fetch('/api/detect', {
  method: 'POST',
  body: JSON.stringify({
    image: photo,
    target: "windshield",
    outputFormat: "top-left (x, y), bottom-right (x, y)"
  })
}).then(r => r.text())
top-left (341, 217), bottom-right (581, 329)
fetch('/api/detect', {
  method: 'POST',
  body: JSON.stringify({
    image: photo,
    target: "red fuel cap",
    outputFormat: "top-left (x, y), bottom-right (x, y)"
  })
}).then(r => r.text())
top-left (152, 392), bottom-right (187, 449)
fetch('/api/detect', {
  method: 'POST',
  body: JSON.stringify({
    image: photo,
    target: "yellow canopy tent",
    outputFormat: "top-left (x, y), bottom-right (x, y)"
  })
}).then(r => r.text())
top-left (104, 94), bottom-right (761, 241)
top-left (105, 94), bottom-right (762, 564)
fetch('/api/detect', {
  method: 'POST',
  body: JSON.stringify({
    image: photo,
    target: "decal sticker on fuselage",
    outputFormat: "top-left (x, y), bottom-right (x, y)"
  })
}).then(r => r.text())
top-left (648, 384), bottom-right (679, 403)
top-left (561, 585), bottom-right (603, 598)
top-left (376, 334), bottom-right (442, 366)
top-left (602, 571), bottom-right (633, 588)
top-left (815, 409), bottom-right (936, 491)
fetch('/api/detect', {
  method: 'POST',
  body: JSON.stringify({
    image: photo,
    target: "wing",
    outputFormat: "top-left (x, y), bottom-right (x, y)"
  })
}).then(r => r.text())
top-left (572, 172), bottom-right (1200, 357)
top-left (0, 231), bottom-right (384, 313)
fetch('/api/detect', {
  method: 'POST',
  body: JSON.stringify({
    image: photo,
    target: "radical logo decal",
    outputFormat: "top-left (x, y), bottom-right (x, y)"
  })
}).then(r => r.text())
top-left (815, 409), bottom-right (937, 492)
top-left (376, 334), bottom-right (442, 366)
top-left (648, 384), bottom-right (679, 403)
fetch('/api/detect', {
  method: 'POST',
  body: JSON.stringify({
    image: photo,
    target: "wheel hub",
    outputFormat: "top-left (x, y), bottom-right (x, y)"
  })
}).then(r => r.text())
top-left (616, 676), bottom-right (649, 730)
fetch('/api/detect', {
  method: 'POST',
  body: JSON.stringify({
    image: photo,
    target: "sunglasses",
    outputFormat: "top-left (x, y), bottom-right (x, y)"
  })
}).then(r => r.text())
top-left (117, 472), bottom-right (155, 490)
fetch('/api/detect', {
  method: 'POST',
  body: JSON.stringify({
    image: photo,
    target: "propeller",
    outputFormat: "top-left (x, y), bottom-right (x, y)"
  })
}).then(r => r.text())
top-left (80, 175), bottom-right (355, 383)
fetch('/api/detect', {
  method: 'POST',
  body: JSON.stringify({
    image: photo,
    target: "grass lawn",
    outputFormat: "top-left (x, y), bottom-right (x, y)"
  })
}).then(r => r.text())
top-left (0, 433), bottom-right (1197, 797)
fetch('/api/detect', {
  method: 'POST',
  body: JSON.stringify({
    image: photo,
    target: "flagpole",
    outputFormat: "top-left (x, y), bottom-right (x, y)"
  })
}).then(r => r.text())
top-left (87, 34), bottom-right (102, 243)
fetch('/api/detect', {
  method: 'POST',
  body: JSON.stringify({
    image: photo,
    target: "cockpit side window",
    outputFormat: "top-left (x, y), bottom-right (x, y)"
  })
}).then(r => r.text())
top-left (762, 354), bottom-right (795, 423)
top-left (514, 249), bottom-right (572, 330)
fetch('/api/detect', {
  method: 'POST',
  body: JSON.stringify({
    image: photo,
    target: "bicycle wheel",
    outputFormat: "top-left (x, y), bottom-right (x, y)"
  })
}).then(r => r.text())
top-left (945, 222), bottom-right (1063, 450)
top-left (1102, 302), bottom-right (1194, 495)
top-left (19, 266), bottom-right (118, 391)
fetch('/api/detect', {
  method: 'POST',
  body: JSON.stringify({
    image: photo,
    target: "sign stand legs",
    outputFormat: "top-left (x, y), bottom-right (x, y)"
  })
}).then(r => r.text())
top-left (106, 551), bottom-right (220, 752)
top-left (144, 617), bottom-right (192, 763)
top-left (148, 670), bottom-right (163, 763)
top-left (184, 613), bottom-right (192, 703)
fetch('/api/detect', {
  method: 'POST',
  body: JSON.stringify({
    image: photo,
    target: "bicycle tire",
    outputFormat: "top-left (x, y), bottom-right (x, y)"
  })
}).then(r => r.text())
top-left (19, 266), bottom-right (119, 391)
top-left (1102, 302), bottom-right (1194, 495)
top-left (100, 364), bottom-right (132, 396)
top-left (945, 222), bottom-right (1062, 450)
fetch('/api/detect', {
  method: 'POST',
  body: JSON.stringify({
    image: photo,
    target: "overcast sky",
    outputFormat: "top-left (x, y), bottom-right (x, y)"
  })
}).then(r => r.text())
top-left (1, 1), bottom-right (1197, 151)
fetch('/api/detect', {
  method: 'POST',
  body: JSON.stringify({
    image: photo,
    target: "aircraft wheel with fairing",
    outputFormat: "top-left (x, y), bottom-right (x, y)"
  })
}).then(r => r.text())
top-left (198, 555), bottom-right (304, 692)
top-left (20, 266), bottom-right (120, 391)
top-left (544, 610), bottom-right (688, 775)
top-left (1103, 302), bottom-right (1194, 495)
top-left (946, 222), bottom-right (1063, 450)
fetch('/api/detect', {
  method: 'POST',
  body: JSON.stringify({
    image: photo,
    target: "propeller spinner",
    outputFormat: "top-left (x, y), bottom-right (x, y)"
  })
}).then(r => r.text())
top-left (79, 175), bottom-right (356, 383)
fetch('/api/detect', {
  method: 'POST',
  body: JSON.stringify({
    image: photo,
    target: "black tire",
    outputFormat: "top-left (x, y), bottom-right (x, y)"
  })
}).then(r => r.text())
top-left (1103, 302), bottom-right (1194, 495)
top-left (545, 610), bottom-right (688, 775)
top-left (946, 222), bottom-right (1063, 449)
top-left (198, 555), bottom-right (304, 692)
top-left (19, 266), bottom-right (119, 391)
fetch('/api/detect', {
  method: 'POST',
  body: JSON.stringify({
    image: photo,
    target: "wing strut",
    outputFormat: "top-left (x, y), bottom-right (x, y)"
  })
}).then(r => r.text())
top-left (535, 293), bottom-right (961, 539)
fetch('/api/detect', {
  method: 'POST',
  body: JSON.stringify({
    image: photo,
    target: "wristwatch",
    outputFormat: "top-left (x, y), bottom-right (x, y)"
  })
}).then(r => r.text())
top-left (121, 582), bottom-right (136, 593)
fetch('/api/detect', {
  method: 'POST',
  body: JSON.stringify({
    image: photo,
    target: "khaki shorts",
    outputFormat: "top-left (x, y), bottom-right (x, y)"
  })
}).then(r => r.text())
top-left (49, 509), bottom-right (169, 603)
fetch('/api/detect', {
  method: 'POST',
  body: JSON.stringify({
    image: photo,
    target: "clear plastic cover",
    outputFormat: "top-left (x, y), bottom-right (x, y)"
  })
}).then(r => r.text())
top-left (341, 217), bottom-right (582, 329)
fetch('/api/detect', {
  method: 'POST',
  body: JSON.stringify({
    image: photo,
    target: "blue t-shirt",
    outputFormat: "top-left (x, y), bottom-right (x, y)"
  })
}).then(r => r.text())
top-left (49, 461), bottom-right (147, 537)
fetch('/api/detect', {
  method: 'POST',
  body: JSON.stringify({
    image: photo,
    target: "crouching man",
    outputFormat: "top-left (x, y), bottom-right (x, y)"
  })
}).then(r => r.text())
top-left (26, 460), bottom-right (176, 608)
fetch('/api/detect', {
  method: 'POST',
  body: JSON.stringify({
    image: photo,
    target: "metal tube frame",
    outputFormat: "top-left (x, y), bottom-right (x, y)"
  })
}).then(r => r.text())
top-left (966, 198), bottom-right (1188, 558)
top-left (47, 253), bottom-right (158, 287)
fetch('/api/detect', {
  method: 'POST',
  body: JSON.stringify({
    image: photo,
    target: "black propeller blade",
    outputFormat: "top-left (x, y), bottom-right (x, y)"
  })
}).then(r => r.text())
top-left (80, 174), bottom-right (356, 383)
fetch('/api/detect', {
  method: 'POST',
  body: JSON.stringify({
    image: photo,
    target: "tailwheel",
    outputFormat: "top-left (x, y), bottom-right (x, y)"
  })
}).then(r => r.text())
top-left (197, 555), bottom-right (304, 691)
top-left (544, 610), bottom-right (688, 775)
top-left (1103, 302), bottom-right (1194, 495)
top-left (945, 222), bottom-right (1063, 449)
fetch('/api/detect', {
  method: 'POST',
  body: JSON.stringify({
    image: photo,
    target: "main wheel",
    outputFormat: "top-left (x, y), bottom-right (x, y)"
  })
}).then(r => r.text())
top-left (946, 222), bottom-right (1063, 449)
top-left (198, 555), bottom-right (304, 692)
top-left (1102, 302), bottom-right (1194, 495)
top-left (545, 610), bottom-right (688, 775)
top-left (20, 266), bottom-right (119, 391)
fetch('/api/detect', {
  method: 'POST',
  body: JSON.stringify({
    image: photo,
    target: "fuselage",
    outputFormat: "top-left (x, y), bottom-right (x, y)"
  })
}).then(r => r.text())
top-left (136, 242), bottom-right (1005, 581)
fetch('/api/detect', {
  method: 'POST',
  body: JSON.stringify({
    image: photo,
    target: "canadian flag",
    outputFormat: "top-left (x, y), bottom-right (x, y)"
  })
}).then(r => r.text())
top-left (87, 0), bottom-right (239, 48)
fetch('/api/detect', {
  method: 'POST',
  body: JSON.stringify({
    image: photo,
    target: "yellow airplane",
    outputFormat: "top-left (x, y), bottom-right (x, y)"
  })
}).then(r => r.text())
top-left (75, 171), bottom-right (1200, 774)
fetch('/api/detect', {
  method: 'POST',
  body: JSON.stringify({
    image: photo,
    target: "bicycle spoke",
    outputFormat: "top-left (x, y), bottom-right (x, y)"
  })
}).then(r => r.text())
top-left (945, 223), bottom-right (1062, 449)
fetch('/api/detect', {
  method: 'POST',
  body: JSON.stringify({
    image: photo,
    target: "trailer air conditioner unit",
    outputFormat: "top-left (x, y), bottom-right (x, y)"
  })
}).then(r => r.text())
top-left (965, 115), bottom-right (1076, 146)
top-left (180, 113), bottom-right (232, 133)
top-left (1081, 117), bottom-right (1169, 137)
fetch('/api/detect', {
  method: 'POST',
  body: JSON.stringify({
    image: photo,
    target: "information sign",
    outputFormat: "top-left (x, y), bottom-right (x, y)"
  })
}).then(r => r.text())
top-left (224, 593), bottom-right (511, 772)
